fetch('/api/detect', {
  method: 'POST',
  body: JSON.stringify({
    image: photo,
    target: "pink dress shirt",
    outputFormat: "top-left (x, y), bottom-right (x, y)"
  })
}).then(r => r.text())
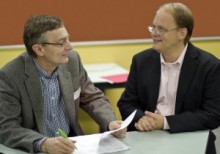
top-left (155, 44), bottom-right (188, 129)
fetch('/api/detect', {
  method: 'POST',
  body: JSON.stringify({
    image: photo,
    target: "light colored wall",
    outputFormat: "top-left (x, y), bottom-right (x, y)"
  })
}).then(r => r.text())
top-left (0, 40), bottom-right (220, 134)
top-left (1, 40), bottom-right (220, 69)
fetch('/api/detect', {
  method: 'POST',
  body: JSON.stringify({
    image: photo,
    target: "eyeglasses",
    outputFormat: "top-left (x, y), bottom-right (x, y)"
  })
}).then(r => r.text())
top-left (148, 26), bottom-right (179, 35)
top-left (41, 37), bottom-right (70, 48)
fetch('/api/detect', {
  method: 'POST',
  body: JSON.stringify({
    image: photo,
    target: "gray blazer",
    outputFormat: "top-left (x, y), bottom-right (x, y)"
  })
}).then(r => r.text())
top-left (0, 51), bottom-right (116, 153)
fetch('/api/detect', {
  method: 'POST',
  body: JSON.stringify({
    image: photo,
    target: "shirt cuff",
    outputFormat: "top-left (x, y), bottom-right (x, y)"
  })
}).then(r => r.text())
top-left (33, 137), bottom-right (48, 152)
top-left (163, 117), bottom-right (170, 130)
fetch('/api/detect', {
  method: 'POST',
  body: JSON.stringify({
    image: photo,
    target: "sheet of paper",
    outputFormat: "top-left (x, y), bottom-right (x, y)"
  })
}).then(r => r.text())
top-left (69, 133), bottom-right (129, 154)
top-left (103, 110), bottom-right (137, 136)
top-left (69, 110), bottom-right (137, 154)
top-left (69, 134), bottom-right (101, 154)
top-left (99, 134), bottom-right (129, 153)
top-left (88, 76), bottom-right (112, 83)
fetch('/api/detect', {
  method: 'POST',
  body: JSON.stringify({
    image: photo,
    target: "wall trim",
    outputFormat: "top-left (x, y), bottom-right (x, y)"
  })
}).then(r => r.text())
top-left (1, 36), bottom-right (220, 50)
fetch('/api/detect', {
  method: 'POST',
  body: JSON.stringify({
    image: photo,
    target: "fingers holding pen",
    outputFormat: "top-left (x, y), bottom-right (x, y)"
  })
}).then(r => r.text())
top-left (41, 137), bottom-right (76, 154)
top-left (54, 137), bottom-right (75, 153)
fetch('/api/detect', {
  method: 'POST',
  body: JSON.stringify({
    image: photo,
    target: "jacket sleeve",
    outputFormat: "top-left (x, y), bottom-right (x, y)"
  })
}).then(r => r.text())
top-left (117, 55), bottom-right (145, 131)
top-left (167, 59), bottom-right (220, 133)
top-left (0, 71), bottom-right (45, 153)
top-left (70, 51), bottom-right (117, 131)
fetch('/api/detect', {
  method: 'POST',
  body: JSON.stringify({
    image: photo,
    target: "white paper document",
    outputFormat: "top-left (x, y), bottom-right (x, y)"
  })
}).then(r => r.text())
top-left (102, 110), bottom-right (137, 136)
top-left (69, 133), bottom-right (129, 154)
top-left (98, 134), bottom-right (129, 153)
top-left (69, 110), bottom-right (137, 154)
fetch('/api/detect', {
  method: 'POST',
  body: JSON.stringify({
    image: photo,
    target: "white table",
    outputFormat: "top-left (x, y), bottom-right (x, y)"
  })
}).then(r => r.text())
top-left (0, 130), bottom-right (209, 154)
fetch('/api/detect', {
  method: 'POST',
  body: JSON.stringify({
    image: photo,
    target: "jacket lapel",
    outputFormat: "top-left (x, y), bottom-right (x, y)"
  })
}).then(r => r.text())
top-left (148, 53), bottom-right (161, 111)
top-left (24, 56), bottom-right (44, 133)
top-left (175, 43), bottom-right (199, 113)
top-left (58, 66), bottom-right (77, 134)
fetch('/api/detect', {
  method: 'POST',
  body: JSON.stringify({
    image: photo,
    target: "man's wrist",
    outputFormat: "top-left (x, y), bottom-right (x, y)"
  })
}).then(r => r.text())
top-left (33, 137), bottom-right (48, 152)
top-left (163, 117), bottom-right (170, 130)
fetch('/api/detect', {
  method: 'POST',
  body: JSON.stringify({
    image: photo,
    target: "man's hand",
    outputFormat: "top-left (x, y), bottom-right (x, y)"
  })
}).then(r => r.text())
top-left (135, 111), bottom-right (164, 131)
top-left (135, 115), bottom-right (155, 131)
top-left (145, 111), bottom-right (164, 130)
top-left (41, 137), bottom-right (76, 154)
top-left (108, 120), bottom-right (127, 138)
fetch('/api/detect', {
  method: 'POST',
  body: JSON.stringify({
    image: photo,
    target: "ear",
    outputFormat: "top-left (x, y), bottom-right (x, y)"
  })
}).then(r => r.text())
top-left (32, 44), bottom-right (44, 57)
top-left (178, 28), bottom-right (187, 40)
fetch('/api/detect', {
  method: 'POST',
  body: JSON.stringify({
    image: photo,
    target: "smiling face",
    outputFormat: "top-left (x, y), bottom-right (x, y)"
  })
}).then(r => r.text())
top-left (32, 26), bottom-right (72, 73)
top-left (150, 9), bottom-right (184, 55)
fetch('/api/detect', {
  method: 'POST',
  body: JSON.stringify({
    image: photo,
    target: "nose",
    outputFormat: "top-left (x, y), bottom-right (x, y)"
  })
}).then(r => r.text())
top-left (151, 30), bottom-right (160, 37)
top-left (65, 40), bottom-right (73, 50)
top-left (150, 30), bottom-right (156, 37)
top-left (151, 28), bottom-right (158, 35)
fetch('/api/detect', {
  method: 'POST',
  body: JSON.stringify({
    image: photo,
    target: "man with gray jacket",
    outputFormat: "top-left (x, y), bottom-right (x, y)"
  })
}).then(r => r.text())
top-left (0, 15), bottom-right (126, 154)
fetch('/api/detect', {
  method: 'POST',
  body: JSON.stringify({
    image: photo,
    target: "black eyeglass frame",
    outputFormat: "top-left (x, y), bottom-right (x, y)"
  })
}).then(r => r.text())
top-left (41, 42), bottom-right (65, 47)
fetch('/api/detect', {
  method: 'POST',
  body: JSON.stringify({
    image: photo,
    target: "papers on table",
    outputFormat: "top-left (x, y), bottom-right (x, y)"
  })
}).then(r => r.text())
top-left (70, 134), bottom-right (129, 154)
top-left (84, 63), bottom-right (129, 84)
top-left (99, 135), bottom-right (129, 153)
top-left (69, 110), bottom-right (137, 154)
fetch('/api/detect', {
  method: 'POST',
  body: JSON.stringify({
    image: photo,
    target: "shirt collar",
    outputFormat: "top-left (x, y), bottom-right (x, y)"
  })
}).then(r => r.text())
top-left (160, 43), bottom-right (188, 66)
top-left (33, 59), bottom-right (59, 78)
